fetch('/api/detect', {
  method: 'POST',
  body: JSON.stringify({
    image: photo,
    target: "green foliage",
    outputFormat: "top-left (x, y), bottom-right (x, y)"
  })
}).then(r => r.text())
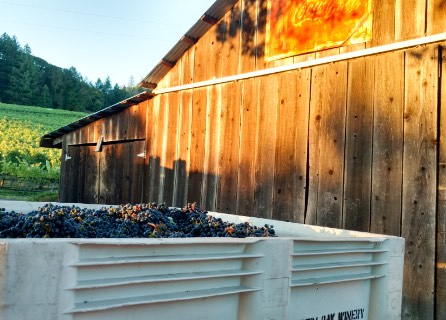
top-left (0, 103), bottom-right (88, 200)
top-left (0, 159), bottom-right (59, 183)
top-left (0, 32), bottom-right (143, 112)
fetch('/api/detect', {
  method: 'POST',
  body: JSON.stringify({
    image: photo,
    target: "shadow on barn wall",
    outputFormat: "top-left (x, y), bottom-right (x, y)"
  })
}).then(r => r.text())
top-left (215, 0), bottom-right (267, 59)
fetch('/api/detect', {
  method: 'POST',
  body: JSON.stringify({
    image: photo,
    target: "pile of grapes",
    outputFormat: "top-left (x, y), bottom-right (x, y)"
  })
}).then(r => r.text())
top-left (0, 203), bottom-right (276, 238)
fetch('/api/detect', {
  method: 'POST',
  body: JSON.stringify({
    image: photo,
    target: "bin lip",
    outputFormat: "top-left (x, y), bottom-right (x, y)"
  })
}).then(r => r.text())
top-left (0, 236), bottom-right (389, 245)
top-left (0, 201), bottom-right (403, 241)
top-left (207, 211), bottom-right (402, 240)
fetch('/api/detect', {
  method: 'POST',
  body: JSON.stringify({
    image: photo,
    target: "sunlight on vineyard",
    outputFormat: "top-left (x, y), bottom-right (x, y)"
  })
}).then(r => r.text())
top-left (0, 103), bottom-right (88, 200)
top-left (0, 119), bottom-right (60, 167)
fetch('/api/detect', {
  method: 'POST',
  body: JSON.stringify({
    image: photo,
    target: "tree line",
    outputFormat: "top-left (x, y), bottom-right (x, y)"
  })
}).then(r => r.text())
top-left (0, 33), bottom-right (143, 112)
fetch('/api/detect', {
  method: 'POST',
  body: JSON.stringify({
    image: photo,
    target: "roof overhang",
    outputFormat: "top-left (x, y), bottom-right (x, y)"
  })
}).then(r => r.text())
top-left (40, 91), bottom-right (155, 149)
top-left (139, 0), bottom-right (238, 89)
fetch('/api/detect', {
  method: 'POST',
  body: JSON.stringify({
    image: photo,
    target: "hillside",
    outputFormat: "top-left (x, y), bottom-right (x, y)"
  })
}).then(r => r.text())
top-left (0, 33), bottom-right (142, 113)
top-left (0, 102), bottom-right (88, 130)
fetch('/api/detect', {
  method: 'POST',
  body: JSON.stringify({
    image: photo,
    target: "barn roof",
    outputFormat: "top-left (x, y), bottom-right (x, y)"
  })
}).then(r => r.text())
top-left (40, 0), bottom-right (236, 148)
top-left (139, 0), bottom-right (238, 89)
top-left (39, 91), bottom-right (155, 148)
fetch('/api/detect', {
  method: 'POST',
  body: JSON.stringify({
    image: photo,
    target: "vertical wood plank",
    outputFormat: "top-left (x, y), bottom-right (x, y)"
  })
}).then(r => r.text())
top-left (179, 46), bottom-right (195, 86)
top-left (142, 99), bottom-right (155, 203)
top-left (306, 48), bottom-right (340, 225)
top-left (307, 61), bottom-right (348, 228)
top-left (61, 144), bottom-right (76, 202)
top-left (318, 61), bottom-right (347, 228)
top-left (69, 145), bottom-right (81, 203)
top-left (239, 0), bottom-right (258, 73)
top-left (79, 126), bottom-right (89, 144)
top-left (427, 0), bottom-right (446, 35)
top-left (84, 146), bottom-right (99, 204)
top-left (254, 74), bottom-right (278, 219)
top-left (371, 0), bottom-right (395, 46)
top-left (343, 56), bottom-right (374, 232)
top-left (273, 71), bottom-right (297, 221)
top-left (173, 90), bottom-right (193, 207)
top-left (202, 86), bottom-right (220, 211)
top-left (187, 88), bottom-right (207, 205)
top-left (437, 43), bottom-right (446, 320)
top-left (120, 142), bottom-right (131, 204)
top-left (162, 92), bottom-right (179, 206)
top-left (113, 143), bottom-right (124, 204)
top-left (294, 68), bottom-right (311, 223)
top-left (147, 96), bottom-right (162, 203)
top-left (128, 102), bottom-right (146, 140)
top-left (217, 82), bottom-right (241, 215)
top-left (401, 45), bottom-right (438, 319)
top-left (59, 137), bottom-right (68, 202)
top-left (256, 0), bottom-right (268, 70)
top-left (94, 118), bottom-right (105, 144)
top-left (237, 78), bottom-right (259, 216)
top-left (306, 64), bottom-right (324, 226)
top-left (160, 65), bottom-right (177, 206)
top-left (134, 102), bottom-right (147, 203)
top-left (371, 51), bottom-right (404, 236)
top-left (130, 140), bottom-right (145, 204)
top-left (74, 146), bottom-right (86, 202)
top-left (395, 0), bottom-right (426, 40)
top-left (98, 144), bottom-right (115, 204)
top-left (156, 94), bottom-right (169, 203)
top-left (116, 107), bottom-right (128, 141)
top-left (172, 50), bottom-right (194, 207)
top-left (201, 30), bottom-right (222, 210)
top-left (220, 2), bottom-right (242, 77)
top-left (193, 20), bottom-right (221, 83)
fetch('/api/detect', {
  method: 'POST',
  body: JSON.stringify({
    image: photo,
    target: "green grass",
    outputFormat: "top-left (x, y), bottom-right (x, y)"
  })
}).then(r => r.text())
top-left (0, 102), bottom-right (88, 132)
top-left (0, 102), bottom-right (88, 201)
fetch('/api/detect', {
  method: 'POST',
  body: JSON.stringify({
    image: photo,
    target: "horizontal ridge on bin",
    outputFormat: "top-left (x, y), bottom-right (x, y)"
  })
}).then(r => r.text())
top-left (70, 269), bottom-right (263, 290)
top-left (290, 273), bottom-right (385, 287)
top-left (70, 252), bottom-right (264, 267)
top-left (292, 248), bottom-right (389, 256)
top-left (291, 260), bottom-right (388, 272)
top-left (67, 286), bottom-right (261, 314)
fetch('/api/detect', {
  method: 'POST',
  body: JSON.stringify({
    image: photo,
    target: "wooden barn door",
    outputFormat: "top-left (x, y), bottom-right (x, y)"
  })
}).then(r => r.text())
top-left (61, 140), bottom-right (145, 204)
top-left (97, 140), bottom-right (145, 205)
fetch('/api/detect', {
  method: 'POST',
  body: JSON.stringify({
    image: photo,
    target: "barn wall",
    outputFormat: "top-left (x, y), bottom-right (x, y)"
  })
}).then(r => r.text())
top-left (155, 0), bottom-right (446, 91)
top-left (56, 0), bottom-right (446, 318)
top-left (141, 43), bottom-right (445, 320)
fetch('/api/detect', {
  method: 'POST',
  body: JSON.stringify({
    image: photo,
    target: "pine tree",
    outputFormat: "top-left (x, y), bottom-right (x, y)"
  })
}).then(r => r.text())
top-left (39, 85), bottom-right (52, 108)
top-left (6, 47), bottom-right (40, 105)
top-left (0, 33), bottom-right (22, 103)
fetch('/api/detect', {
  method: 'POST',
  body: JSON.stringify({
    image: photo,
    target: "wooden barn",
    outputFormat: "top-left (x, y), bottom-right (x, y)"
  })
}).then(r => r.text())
top-left (40, 0), bottom-right (446, 318)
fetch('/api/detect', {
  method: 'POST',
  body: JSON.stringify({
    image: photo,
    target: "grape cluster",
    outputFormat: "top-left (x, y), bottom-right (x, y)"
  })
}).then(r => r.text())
top-left (0, 203), bottom-right (276, 239)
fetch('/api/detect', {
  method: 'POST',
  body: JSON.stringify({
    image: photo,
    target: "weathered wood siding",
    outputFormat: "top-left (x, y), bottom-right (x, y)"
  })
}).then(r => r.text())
top-left (57, 0), bottom-right (446, 319)
top-left (437, 43), bottom-right (446, 320)
top-left (140, 43), bottom-right (445, 320)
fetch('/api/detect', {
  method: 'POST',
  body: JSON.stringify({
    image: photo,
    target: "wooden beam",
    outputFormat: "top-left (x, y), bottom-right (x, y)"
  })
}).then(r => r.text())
top-left (53, 137), bottom-right (63, 146)
top-left (139, 81), bottom-right (157, 89)
top-left (200, 14), bottom-right (218, 25)
top-left (161, 59), bottom-right (175, 69)
top-left (95, 136), bottom-right (104, 152)
top-left (181, 35), bottom-right (198, 45)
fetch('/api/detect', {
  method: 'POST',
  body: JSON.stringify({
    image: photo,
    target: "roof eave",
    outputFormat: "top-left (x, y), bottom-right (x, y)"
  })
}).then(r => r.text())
top-left (40, 90), bottom-right (155, 149)
top-left (139, 0), bottom-right (238, 89)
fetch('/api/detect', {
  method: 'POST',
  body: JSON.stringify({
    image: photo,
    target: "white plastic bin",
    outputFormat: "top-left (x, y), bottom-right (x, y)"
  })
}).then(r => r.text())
top-left (0, 201), bottom-right (404, 320)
